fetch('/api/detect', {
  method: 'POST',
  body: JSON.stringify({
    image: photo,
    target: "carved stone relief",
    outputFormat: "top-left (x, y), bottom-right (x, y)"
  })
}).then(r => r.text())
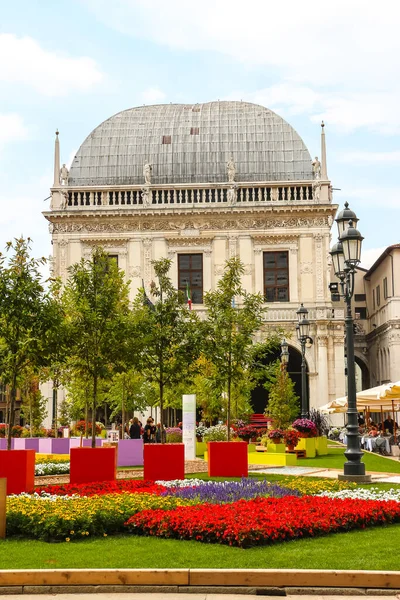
top-left (300, 262), bottom-right (313, 274)
top-left (314, 233), bottom-right (324, 300)
top-left (129, 266), bottom-right (142, 278)
top-left (49, 215), bottom-right (332, 235)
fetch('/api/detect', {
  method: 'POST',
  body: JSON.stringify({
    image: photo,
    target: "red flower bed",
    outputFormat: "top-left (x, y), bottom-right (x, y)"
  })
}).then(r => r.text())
top-left (125, 495), bottom-right (400, 548)
top-left (36, 479), bottom-right (165, 497)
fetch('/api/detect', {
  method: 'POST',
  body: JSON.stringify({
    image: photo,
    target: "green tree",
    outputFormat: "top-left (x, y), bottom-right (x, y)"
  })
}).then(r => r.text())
top-left (0, 238), bottom-right (52, 449)
top-left (132, 258), bottom-right (201, 441)
top-left (63, 247), bottom-right (131, 447)
top-left (264, 360), bottom-right (300, 429)
top-left (105, 370), bottom-right (150, 436)
top-left (202, 258), bottom-right (265, 440)
top-left (19, 369), bottom-right (48, 433)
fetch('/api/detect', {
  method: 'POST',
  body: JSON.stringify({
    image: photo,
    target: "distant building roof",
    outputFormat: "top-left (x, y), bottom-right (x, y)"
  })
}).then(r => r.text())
top-left (68, 101), bottom-right (313, 186)
top-left (364, 244), bottom-right (400, 278)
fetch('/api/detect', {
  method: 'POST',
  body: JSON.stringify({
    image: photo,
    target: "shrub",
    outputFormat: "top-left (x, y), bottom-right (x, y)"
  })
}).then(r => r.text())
top-left (267, 428), bottom-right (285, 442)
top-left (292, 418), bottom-right (318, 437)
top-left (165, 427), bottom-right (182, 443)
top-left (72, 420), bottom-right (102, 436)
top-left (283, 428), bottom-right (300, 447)
top-left (309, 408), bottom-right (329, 436)
top-left (203, 424), bottom-right (234, 442)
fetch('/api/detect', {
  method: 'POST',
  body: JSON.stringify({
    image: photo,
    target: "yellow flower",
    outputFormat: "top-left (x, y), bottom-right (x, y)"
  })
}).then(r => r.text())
top-left (65, 537), bottom-right (70, 542)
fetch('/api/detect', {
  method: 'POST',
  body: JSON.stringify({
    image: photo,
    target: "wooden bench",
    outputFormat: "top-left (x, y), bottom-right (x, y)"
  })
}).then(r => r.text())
top-left (286, 449), bottom-right (306, 459)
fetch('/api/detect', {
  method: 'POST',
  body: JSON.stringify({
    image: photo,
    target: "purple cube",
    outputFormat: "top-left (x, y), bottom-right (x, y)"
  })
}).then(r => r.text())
top-left (117, 439), bottom-right (144, 467)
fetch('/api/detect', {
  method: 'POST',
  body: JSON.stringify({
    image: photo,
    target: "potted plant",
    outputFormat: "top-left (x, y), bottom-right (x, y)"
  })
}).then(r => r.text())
top-left (292, 418), bottom-right (318, 457)
top-left (283, 428), bottom-right (300, 452)
top-left (264, 428), bottom-right (285, 453)
top-left (309, 409), bottom-right (329, 455)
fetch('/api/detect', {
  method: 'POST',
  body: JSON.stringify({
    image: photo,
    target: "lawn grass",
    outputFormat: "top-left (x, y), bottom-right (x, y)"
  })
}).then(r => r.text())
top-left (297, 446), bottom-right (400, 473)
top-left (1, 524), bottom-right (400, 570)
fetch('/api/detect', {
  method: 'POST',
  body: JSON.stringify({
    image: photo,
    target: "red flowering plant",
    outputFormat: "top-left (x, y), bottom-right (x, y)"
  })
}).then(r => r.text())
top-left (267, 428), bottom-right (285, 442)
top-left (125, 495), bottom-right (400, 548)
top-left (0, 424), bottom-right (6, 438)
top-left (292, 418), bottom-right (318, 438)
top-left (283, 429), bottom-right (300, 447)
top-left (35, 479), bottom-right (166, 497)
top-left (237, 425), bottom-right (261, 441)
top-left (72, 420), bottom-right (102, 436)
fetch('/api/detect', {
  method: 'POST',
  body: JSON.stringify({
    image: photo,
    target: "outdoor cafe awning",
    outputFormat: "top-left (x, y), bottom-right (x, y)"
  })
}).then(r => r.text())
top-left (320, 382), bottom-right (400, 414)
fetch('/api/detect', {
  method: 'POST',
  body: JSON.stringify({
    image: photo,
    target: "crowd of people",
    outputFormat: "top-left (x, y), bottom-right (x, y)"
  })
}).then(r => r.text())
top-left (127, 417), bottom-right (166, 443)
top-left (358, 414), bottom-right (398, 436)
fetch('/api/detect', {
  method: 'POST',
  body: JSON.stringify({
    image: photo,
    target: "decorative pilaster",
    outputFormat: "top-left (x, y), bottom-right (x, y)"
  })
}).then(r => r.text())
top-left (321, 122), bottom-right (328, 180)
top-left (143, 238), bottom-right (152, 289)
top-left (53, 130), bottom-right (60, 188)
top-left (314, 233), bottom-right (324, 301)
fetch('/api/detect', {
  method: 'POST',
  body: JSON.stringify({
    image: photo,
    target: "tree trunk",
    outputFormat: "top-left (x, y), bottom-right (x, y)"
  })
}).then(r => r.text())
top-left (160, 381), bottom-right (165, 443)
top-left (92, 375), bottom-right (97, 448)
top-left (84, 402), bottom-right (89, 439)
top-left (7, 375), bottom-right (17, 451)
top-left (52, 381), bottom-right (58, 438)
top-left (227, 376), bottom-right (231, 442)
top-left (121, 381), bottom-right (125, 440)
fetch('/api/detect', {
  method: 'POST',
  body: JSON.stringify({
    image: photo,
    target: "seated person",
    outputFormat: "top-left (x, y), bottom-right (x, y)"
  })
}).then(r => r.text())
top-left (375, 432), bottom-right (389, 455)
top-left (369, 426), bottom-right (378, 437)
top-left (384, 417), bottom-right (397, 435)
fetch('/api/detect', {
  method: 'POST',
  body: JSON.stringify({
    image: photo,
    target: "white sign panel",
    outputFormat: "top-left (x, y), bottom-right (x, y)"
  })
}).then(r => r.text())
top-left (182, 394), bottom-right (196, 460)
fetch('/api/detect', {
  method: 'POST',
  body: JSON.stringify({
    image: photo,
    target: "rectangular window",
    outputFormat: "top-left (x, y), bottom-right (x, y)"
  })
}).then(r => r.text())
top-left (354, 293), bottom-right (366, 301)
top-left (383, 277), bottom-right (388, 299)
top-left (178, 254), bottom-right (203, 304)
top-left (263, 251), bottom-right (289, 302)
top-left (190, 127), bottom-right (199, 135)
top-left (373, 288), bottom-right (375, 310)
top-left (355, 307), bottom-right (367, 320)
top-left (107, 254), bottom-right (118, 267)
top-left (162, 135), bottom-right (171, 144)
top-left (376, 285), bottom-right (381, 307)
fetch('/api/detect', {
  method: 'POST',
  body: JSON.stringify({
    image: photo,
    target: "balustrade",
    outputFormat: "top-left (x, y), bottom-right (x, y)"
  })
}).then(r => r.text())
top-left (65, 182), bottom-right (317, 209)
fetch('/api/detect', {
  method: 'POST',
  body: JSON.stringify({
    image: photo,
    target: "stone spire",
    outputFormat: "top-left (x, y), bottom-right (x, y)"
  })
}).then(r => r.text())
top-left (320, 121), bottom-right (328, 180)
top-left (53, 130), bottom-right (60, 187)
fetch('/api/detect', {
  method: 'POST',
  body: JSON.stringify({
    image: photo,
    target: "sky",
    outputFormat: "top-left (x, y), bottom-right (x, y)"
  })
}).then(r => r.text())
top-left (1, 0), bottom-right (399, 273)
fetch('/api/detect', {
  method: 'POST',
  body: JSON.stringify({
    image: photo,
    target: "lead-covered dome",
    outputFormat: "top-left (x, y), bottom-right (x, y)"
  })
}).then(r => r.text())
top-left (69, 101), bottom-right (313, 186)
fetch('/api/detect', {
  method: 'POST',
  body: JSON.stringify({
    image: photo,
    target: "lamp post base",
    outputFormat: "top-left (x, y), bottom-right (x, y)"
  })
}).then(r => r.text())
top-left (338, 473), bottom-right (372, 483)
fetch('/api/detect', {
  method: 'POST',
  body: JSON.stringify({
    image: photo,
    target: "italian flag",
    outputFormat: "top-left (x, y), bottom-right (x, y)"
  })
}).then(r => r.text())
top-left (186, 283), bottom-right (192, 310)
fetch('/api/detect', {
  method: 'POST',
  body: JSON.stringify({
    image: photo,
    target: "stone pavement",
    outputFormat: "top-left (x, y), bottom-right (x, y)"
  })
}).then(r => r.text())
top-left (0, 594), bottom-right (399, 599)
top-left (249, 465), bottom-right (400, 483)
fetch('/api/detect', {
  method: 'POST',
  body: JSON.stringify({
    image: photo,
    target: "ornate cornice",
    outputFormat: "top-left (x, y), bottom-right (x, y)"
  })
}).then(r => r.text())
top-left (49, 213), bottom-right (333, 235)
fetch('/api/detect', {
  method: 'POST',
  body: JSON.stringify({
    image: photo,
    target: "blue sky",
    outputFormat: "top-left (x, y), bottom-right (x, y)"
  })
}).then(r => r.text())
top-left (1, 0), bottom-right (399, 272)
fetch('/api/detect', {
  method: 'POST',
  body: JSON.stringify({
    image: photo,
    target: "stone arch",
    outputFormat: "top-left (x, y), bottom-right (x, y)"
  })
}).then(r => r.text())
top-left (250, 342), bottom-right (309, 416)
top-left (354, 352), bottom-right (370, 390)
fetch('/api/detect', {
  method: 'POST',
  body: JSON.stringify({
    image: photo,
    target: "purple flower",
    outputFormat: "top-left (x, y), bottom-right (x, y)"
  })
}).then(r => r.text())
top-left (161, 477), bottom-right (300, 503)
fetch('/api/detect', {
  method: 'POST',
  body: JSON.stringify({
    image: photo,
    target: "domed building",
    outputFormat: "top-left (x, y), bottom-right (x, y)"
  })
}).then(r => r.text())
top-left (45, 101), bottom-right (346, 418)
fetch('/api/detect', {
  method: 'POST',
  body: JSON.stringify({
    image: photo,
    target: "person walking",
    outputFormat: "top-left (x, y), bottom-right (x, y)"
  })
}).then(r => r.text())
top-left (129, 417), bottom-right (141, 440)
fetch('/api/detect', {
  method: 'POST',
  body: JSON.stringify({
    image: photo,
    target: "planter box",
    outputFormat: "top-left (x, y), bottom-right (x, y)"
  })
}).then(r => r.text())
top-left (38, 438), bottom-right (71, 454)
top-left (267, 442), bottom-right (286, 453)
top-left (248, 451), bottom-right (297, 466)
top-left (81, 438), bottom-right (103, 448)
top-left (196, 441), bottom-right (207, 456)
top-left (70, 447), bottom-right (116, 484)
top-left (0, 439), bottom-right (14, 450)
top-left (208, 441), bottom-right (248, 477)
top-left (296, 437), bottom-right (316, 458)
top-left (315, 436), bottom-right (328, 456)
top-left (0, 449), bottom-right (35, 494)
top-left (117, 439), bottom-right (143, 467)
top-left (144, 443), bottom-right (185, 481)
top-left (248, 443), bottom-right (256, 453)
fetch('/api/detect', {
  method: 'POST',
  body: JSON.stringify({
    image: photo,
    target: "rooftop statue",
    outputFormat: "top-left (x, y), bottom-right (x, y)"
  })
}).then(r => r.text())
top-left (143, 163), bottom-right (152, 185)
top-left (227, 156), bottom-right (236, 183)
top-left (312, 156), bottom-right (321, 179)
top-left (60, 164), bottom-right (69, 185)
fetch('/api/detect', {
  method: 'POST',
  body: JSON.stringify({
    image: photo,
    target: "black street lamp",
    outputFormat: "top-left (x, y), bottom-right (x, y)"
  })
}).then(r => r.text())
top-left (296, 304), bottom-right (310, 419)
top-left (331, 204), bottom-right (369, 481)
top-left (280, 338), bottom-right (289, 368)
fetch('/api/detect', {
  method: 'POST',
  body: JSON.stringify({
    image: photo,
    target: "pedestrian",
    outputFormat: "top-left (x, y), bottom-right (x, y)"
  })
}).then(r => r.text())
top-left (143, 417), bottom-right (156, 443)
top-left (129, 417), bottom-right (141, 440)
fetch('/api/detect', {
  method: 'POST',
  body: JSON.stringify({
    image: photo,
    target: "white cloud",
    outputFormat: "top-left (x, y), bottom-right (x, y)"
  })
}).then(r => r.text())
top-left (360, 247), bottom-right (387, 270)
top-left (139, 87), bottom-right (166, 105)
top-left (0, 113), bottom-right (29, 148)
top-left (81, 0), bottom-right (400, 133)
top-left (339, 151), bottom-right (400, 165)
top-left (0, 34), bottom-right (103, 96)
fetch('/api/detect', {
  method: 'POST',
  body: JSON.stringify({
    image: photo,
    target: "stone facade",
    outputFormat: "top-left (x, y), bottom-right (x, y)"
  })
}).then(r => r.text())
top-left (43, 102), bottom-right (346, 425)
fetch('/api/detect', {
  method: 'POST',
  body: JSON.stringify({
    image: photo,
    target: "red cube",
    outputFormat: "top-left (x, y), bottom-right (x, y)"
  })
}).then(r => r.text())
top-left (208, 441), bottom-right (248, 477)
top-left (70, 447), bottom-right (116, 485)
top-left (144, 444), bottom-right (185, 481)
top-left (0, 449), bottom-right (35, 495)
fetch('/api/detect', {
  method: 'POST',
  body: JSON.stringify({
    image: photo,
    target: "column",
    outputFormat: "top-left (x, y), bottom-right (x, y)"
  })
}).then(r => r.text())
top-left (254, 247), bottom-right (263, 296)
top-left (128, 239), bottom-right (142, 300)
top-left (238, 235), bottom-right (253, 293)
top-left (203, 247), bottom-right (212, 294)
top-left (317, 334), bottom-right (329, 407)
top-left (313, 233), bottom-right (325, 303)
top-left (142, 238), bottom-right (153, 290)
top-left (289, 245), bottom-right (299, 303)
